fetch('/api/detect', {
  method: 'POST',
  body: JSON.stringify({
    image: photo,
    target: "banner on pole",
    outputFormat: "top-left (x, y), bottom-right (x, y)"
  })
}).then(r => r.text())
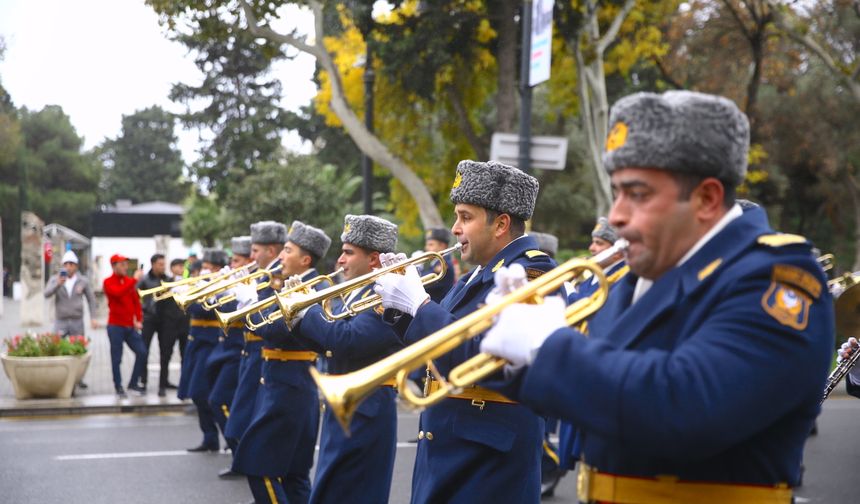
top-left (529, 0), bottom-right (554, 87)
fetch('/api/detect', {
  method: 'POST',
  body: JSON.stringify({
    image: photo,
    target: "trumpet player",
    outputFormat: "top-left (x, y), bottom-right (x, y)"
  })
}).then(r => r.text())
top-left (179, 248), bottom-right (230, 453)
top-left (289, 214), bottom-right (403, 504)
top-left (205, 236), bottom-right (253, 476)
top-left (838, 337), bottom-right (860, 398)
top-left (223, 221), bottom-right (287, 455)
top-left (374, 161), bottom-right (557, 503)
top-left (480, 91), bottom-right (834, 503)
top-left (232, 221), bottom-right (332, 504)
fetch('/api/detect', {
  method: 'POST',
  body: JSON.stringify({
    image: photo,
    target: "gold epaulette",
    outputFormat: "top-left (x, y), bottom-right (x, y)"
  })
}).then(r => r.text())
top-left (525, 250), bottom-right (548, 259)
top-left (757, 234), bottom-right (807, 247)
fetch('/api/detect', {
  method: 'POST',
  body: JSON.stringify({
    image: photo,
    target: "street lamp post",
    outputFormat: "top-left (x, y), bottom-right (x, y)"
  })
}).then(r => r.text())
top-left (518, 0), bottom-right (533, 175)
top-left (362, 41), bottom-right (375, 215)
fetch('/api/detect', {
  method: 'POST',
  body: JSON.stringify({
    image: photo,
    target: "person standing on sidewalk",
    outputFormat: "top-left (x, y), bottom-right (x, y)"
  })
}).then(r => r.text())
top-left (103, 253), bottom-right (147, 398)
top-left (44, 249), bottom-right (98, 389)
top-left (136, 254), bottom-right (169, 393)
top-left (167, 258), bottom-right (191, 362)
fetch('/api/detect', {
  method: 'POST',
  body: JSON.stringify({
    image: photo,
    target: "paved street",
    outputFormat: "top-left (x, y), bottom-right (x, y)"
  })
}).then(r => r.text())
top-left (2, 399), bottom-right (859, 503)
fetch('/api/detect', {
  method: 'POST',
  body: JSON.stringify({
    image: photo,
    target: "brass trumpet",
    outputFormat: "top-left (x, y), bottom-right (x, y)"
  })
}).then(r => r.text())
top-left (276, 244), bottom-right (461, 323)
top-left (215, 268), bottom-right (344, 331)
top-left (137, 270), bottom-right (222, 301)
top-left (173, 264), bottom-right (281, 311)
top-left (311, 240), bottom-right (627, 434)
top-left (822, 341), bottom-right (860, 402)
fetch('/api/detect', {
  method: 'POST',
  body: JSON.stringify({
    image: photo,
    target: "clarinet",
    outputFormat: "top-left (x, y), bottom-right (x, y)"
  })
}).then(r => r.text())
top-left (822, 345), bottom-right (860, 403)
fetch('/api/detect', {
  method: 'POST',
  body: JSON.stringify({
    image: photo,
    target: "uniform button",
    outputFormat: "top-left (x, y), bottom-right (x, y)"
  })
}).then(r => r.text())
top-left (417, 431), bottom-right (424, 440)
top-left (260, 377), bottom-right (265, 385)
top-left (325, 350), bottom-right (333, 358)
top-left (425, 432), bottom-right (434, 441)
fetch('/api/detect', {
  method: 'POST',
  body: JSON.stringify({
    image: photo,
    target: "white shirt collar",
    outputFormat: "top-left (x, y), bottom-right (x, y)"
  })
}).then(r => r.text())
top-left (632, 203), bottom-right (742, 304)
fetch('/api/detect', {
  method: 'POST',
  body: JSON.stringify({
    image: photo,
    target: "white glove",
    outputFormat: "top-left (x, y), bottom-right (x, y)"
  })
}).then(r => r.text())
top-left (480, 296), bottom-right (567, 367)
top-left (232, 282), bottom-right (258, 309)
top-left (411, 250), bottom-right (425, 259)
top-left (486, 264), bottom-right (529, 306)
top-left (283, 274), bottom-right (303, 291)
top-left (219, 265), bottom-right (232, 274)
top-left (284, 291), bottom-right (313, 329)
top-left (839, 338), bottom-right (860, 385)
top-left (379, 252), bottom-right (408, 268)
top-left (373, 265), bottom-right (430, 316)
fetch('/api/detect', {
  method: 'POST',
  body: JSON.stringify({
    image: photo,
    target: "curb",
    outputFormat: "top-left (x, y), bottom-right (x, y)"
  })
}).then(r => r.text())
top-left (0, 396), bottom-right (193, 418)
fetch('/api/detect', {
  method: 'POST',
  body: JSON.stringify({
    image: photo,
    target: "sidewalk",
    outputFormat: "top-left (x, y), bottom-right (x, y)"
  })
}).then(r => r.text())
top-left (0, 297), bottom-right (189, 417)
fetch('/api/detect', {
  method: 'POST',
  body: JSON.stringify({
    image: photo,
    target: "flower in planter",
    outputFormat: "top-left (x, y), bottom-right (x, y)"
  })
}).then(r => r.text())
top-left (3, 332), bottom-right (90, 357)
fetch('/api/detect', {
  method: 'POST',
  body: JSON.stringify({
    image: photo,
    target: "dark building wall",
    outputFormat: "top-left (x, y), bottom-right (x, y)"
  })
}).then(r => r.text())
top-left (91, 212), bottom-right (182, 238)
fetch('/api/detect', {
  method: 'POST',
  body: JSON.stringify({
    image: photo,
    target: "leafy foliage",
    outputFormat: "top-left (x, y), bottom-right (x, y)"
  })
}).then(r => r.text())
top-left (97, 106), bottom-right (188, 204)
top-left (4, 333), bottom-right (89, 357)
top-left (168, 8), bottom-right (289, 199)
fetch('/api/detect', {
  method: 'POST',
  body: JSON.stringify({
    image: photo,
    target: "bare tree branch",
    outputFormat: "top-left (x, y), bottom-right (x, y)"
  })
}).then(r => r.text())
top-left (722, 0), bottom-right (753, 41)
top-left (596, 0), bottom-right (636, 54)
top-left (239, 0), bottom-right (444, 227)
top-left (445, 84), bottom-right (488, 160)
top-left (653, 57), bottom-right (686, 89)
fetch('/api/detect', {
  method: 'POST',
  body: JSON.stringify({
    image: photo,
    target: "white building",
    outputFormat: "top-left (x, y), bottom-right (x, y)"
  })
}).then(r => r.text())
top-left (90, 200), bottom-right (191, 291)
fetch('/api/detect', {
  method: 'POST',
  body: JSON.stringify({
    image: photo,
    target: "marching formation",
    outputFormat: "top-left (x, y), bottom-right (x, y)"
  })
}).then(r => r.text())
top-left (132, 90), bottom-right (853, 504)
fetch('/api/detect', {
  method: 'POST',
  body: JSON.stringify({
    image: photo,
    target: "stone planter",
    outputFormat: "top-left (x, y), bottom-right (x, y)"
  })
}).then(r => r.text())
top-left (1, 353), bottom-right (91, 399)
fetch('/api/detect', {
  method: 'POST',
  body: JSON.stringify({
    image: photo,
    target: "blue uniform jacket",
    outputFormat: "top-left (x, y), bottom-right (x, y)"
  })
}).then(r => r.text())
top-left (295, 283), bottom-right (403, 504)
top-left (205, 297), bottom-right (244, 440)
top-left (224, 260), bottom-right (279, 442)
top-left (178, 301), bottom-right (221, 401)
top-left (387, 235), bottom-right (556, 504)
top-left (421, 254), bottom-right (455, 303)
top-left (568, 259), bottom-right (629, 303)
top-left (232, 268), bottom-right (325, 482)
top-left (558, 258), bottom-right (629, 469)
top-left (519, 206), bottom-right (833, 486)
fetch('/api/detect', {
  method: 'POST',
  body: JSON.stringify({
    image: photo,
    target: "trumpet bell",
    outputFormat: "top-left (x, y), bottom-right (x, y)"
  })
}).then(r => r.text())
top-left (836, 277), bottom-right (860, 335)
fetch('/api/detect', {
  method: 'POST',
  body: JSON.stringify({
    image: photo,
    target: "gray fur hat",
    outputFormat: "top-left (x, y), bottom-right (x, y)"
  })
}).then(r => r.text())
top-left (250, 220), bottom-right (288, 245)
top-left (530, 232), bottom-right (558, 257)
top-left (603, 91), bottom-right (749, 187)
top-left (341, 214), bottom-right (398, 253)
top-left (449, 160), bottom-right (539, 220)
top-left (288, 220), bottom-right (332, 259)
top-left (592, 217), bottom-right (618, 244)
top-left (231, 236), bottom-right (252, 256)
top-left (425, 227), bottom-right (451, 245)
top-left (202, 248), bottom-right (229, 268)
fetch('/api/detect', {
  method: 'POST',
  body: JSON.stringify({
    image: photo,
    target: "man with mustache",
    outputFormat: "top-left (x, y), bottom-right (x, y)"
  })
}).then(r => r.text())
top-left (481, 90), bottom-right (834, 504)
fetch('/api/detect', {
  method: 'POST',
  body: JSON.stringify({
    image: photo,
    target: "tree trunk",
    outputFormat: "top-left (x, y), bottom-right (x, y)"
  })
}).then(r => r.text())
top-left (492, 0), bottom-right (518, 134)
top-left (445, 84), bottom-right (488, 160)
top-left (571, 0), bottom-right (635, 218)
top-left (240, 1), bottom-right (444, 229)
top-left (847, 173), bottom-right (860, 271)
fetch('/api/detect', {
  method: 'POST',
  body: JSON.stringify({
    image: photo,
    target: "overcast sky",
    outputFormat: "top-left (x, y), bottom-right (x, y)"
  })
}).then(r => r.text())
top-left (0, 0), bottom-right (317, 164)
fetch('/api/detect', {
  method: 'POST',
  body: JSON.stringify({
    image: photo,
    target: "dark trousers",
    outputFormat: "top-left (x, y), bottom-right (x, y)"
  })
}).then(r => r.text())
top-left (194, 397), bottom-right (220, 449)
top-left (141, 316), bottom-right (181, 387)
top-left (106, 325), bottom-right (147, 390)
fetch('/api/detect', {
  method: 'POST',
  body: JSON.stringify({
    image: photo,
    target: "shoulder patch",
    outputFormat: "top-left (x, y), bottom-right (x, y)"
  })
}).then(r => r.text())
top-left (761, 282), bottom-right (811, 331)
top-left (772, 264), bottom-right (822, 300)
top-left (525, 250), bottom-right (548, 259)
top-left (757, 233), bottom-right (807, 247)
top-left (526, 268), bottom-right (545, 280)
top-left (697, 258), bottom-right (722, 281)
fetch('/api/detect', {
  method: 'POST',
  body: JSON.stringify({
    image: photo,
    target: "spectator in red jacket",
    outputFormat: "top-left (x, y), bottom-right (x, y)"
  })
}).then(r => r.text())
top-left (103, 254), bottom-right (147, 398)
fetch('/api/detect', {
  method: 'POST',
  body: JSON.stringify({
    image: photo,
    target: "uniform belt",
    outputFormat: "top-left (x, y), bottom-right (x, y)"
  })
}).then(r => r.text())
top-left (225, 321), bottom-right (245, 329)
top-left (577, 463), bottom-right (792, 504)
top-left (261, 348), bottom-right (318, 362)
top-left (190, 319), bottom-right (221, 328)
top-left (425, 380), bottom-right (516, 406)
top-left (244, 332), bottom-right (263, 343)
